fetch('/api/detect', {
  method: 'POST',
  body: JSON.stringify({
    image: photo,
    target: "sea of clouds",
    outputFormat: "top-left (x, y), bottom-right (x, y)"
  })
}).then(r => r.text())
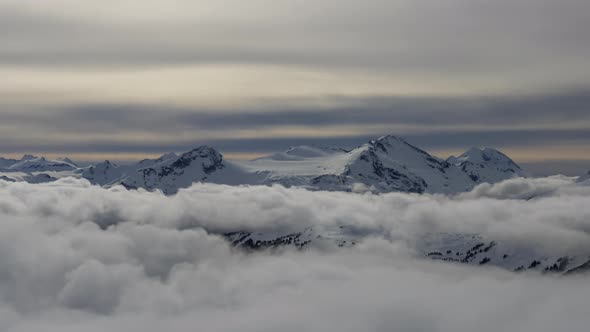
top-left (0, 176), bottom-right (589, 331)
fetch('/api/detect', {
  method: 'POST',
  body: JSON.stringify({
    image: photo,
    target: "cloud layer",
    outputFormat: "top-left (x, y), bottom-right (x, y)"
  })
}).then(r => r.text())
top-left (1, 0), bottom-right (589, 173)
top-left (0, 177), bottom-right (589, 331)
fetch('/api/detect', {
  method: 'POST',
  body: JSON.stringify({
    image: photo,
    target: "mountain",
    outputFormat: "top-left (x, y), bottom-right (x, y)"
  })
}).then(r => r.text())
top-left (0, 157), bottom-right (20, 169)
top-left (241, 135), bottom-right (506, 194)
top-left (0, 135), bottom-right (526, 193)
top-left (81, 160), bottom-right (135, 186)
top-left (5, 156), bottom-right (77, 172)
top-left (447, 147), bottom-right (526, 184)
top-left (56, 157), bottom-right (78, 167)
top-left (120, 146), bottom-right (263, 194)
top-left (224, 226), bottom-right (590, 275)
top-left (21, 173), bottom-right (58, 184)
top-left (578, 170), bottom-right (590, 184)
top-left (0, 154), bottom-right (47, 170)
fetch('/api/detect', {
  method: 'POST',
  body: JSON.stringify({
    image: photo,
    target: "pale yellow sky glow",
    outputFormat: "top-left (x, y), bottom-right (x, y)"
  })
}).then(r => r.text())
top-left (5, 143), bottom-right (589, 164)
top-left (0, 64), bottom-right (530, 108)
top-left (0, 0), bottom-right (588, 174)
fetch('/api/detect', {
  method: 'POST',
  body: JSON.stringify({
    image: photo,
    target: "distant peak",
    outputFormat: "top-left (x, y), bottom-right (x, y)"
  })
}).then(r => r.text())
top-left (176, 146), bottom-right (224, 164)
top-left (101, 160), bottom-right (117, 167)
top-left (21, 154), bottom-right (38, 161)
top-left (461, 147), bottom-right (508, 159)
top-left (57, 157), bottom-right (77, 166)
top-left (373, 135), bottom-right (407, 144)
top-left (367, 135), bottom-right (432, 157)
top-left (186, 145), bottom-right (222, 156)
top-left (158, 152), bottom-right (178, 160)
top-left (456, 147), bottom-right (521, 170)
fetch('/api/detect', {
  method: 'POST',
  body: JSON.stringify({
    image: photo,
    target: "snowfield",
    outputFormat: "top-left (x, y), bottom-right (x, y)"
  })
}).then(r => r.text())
top-left (0, 135), bottom-right (529, 195)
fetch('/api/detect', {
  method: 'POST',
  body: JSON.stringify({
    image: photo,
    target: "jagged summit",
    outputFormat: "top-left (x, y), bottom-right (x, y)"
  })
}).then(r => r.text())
top-left (82, 160), bottom-right (132, 186)
top-left (56, 157), bottom-right (78, 166)
top-left (20, 154), bottom-right (39, 161)
top-left (0, 135), bottom-right (530, 194)
top-left (242, 135), bottom-right (472, 193)
top-left (120, 145), bottom-right (261, 194)
top-left (372, 134), bottom-right (411, 146)
top-left (137, 152), bottom-right (179, 169)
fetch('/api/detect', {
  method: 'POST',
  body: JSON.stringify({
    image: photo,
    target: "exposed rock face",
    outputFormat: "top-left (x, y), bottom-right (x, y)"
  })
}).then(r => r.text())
top-left (0, 135), bottom-right (528, 194)
top-left (224, 226), bottom-right (590, 275)
top-left (447, 147), bottom-right (526, 184)
top-left (120, 146), bottom-right (260, 194)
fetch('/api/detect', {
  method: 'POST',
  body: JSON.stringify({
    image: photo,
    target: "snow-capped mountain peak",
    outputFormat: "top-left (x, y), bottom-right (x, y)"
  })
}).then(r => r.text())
top-left (81, 160), bottom-right (134, 186)
top-left (56, 157), bottom-right (78, 167)
top-left (448, 147), bottom-right (525, 184)
top-left (0, 134), bottom-right (532, 195)
top-left (120, 145), bottom-right (261, 194)
top-left (267, 145), bottom-right (347, 161)
top-left (7, 156), bottom-right (77, 172)
top-left (241, 134), bottom-right (474, 194)
top-left (168, 145), bottom-right (224, 172)
top-left (136, 152), bottom-right (179, 168)
top-left (20, 154), bottom-right (39, 161)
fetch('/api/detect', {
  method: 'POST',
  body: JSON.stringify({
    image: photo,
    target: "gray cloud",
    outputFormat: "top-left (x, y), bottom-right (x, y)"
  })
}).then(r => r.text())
top-left (1, 0), bottom-right (589, 175)
top-left (0, 178), bottom-right (590, 331)
top-left (2, 0), bottom-right (589, 79)
top-left (0, 92), bottom-right (588, 167)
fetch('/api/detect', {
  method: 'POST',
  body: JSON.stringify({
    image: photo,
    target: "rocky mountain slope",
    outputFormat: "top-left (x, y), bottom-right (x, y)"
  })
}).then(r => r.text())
top-left (241, 135), bottom-right (518, 194)
top-left (120, 146), bottom-right (263, 194)
top-left (0, 155), bottom-right (77, 172)
top-left (447, 147), bottom-right (527, 184)
top-left (0, 135), bottom-right (527, 194)
top-left (224, 226), bottom-right (590, 275)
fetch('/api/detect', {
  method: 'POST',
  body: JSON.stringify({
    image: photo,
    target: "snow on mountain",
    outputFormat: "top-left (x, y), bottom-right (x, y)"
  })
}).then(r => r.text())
top-left (21, 173), bottom-right (58, 184)
top-left (120, 146), bottom-right (263, 194)
top-left (0, 154), bottom-right (44, 169)
top-left (0, 135), bottom-right (529, 194)
top-left (56, 157), bottom-right (78, 167)
top-left (242, 135), bottom-right (474, 194)
top-left (578, 170), bottom-right (590, 184)
top-left (0, 157), bottom-right (20, 169)
top-left (81, 153), bottom-right (181, 186)
top-left (6, 156), bottom-right (77, 172)
top-left (81, 160), bottom-right (135, 186)
top-left (224, 226), bottom-right (590, 274)
top-left (136, 152), bottom-right (179, 168)
top-left (447, 147), bottom-right (525, 184)
top-left (261, 145), bottom-right (349, 161)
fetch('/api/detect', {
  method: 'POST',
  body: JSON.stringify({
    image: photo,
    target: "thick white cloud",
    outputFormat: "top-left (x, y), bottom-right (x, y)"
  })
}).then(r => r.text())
top-left (0, 177), bottom-right (589, 331)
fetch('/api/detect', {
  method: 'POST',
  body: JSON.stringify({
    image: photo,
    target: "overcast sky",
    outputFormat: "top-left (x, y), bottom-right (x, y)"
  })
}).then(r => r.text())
top-left (1, 0), bottom-right (589, 174)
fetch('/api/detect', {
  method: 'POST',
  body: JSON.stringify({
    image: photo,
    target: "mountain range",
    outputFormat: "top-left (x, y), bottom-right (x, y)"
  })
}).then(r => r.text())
top-left (225, 225), bottom-right (590, 275)
top-left (0, 135), bottom-right (532, 194)
top-left (1, 134), bottom-right (589, 274)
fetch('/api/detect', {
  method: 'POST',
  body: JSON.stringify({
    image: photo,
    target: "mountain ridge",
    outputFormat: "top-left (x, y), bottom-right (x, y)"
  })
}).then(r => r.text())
top-left (0, 135), bottom-right (529, 194)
